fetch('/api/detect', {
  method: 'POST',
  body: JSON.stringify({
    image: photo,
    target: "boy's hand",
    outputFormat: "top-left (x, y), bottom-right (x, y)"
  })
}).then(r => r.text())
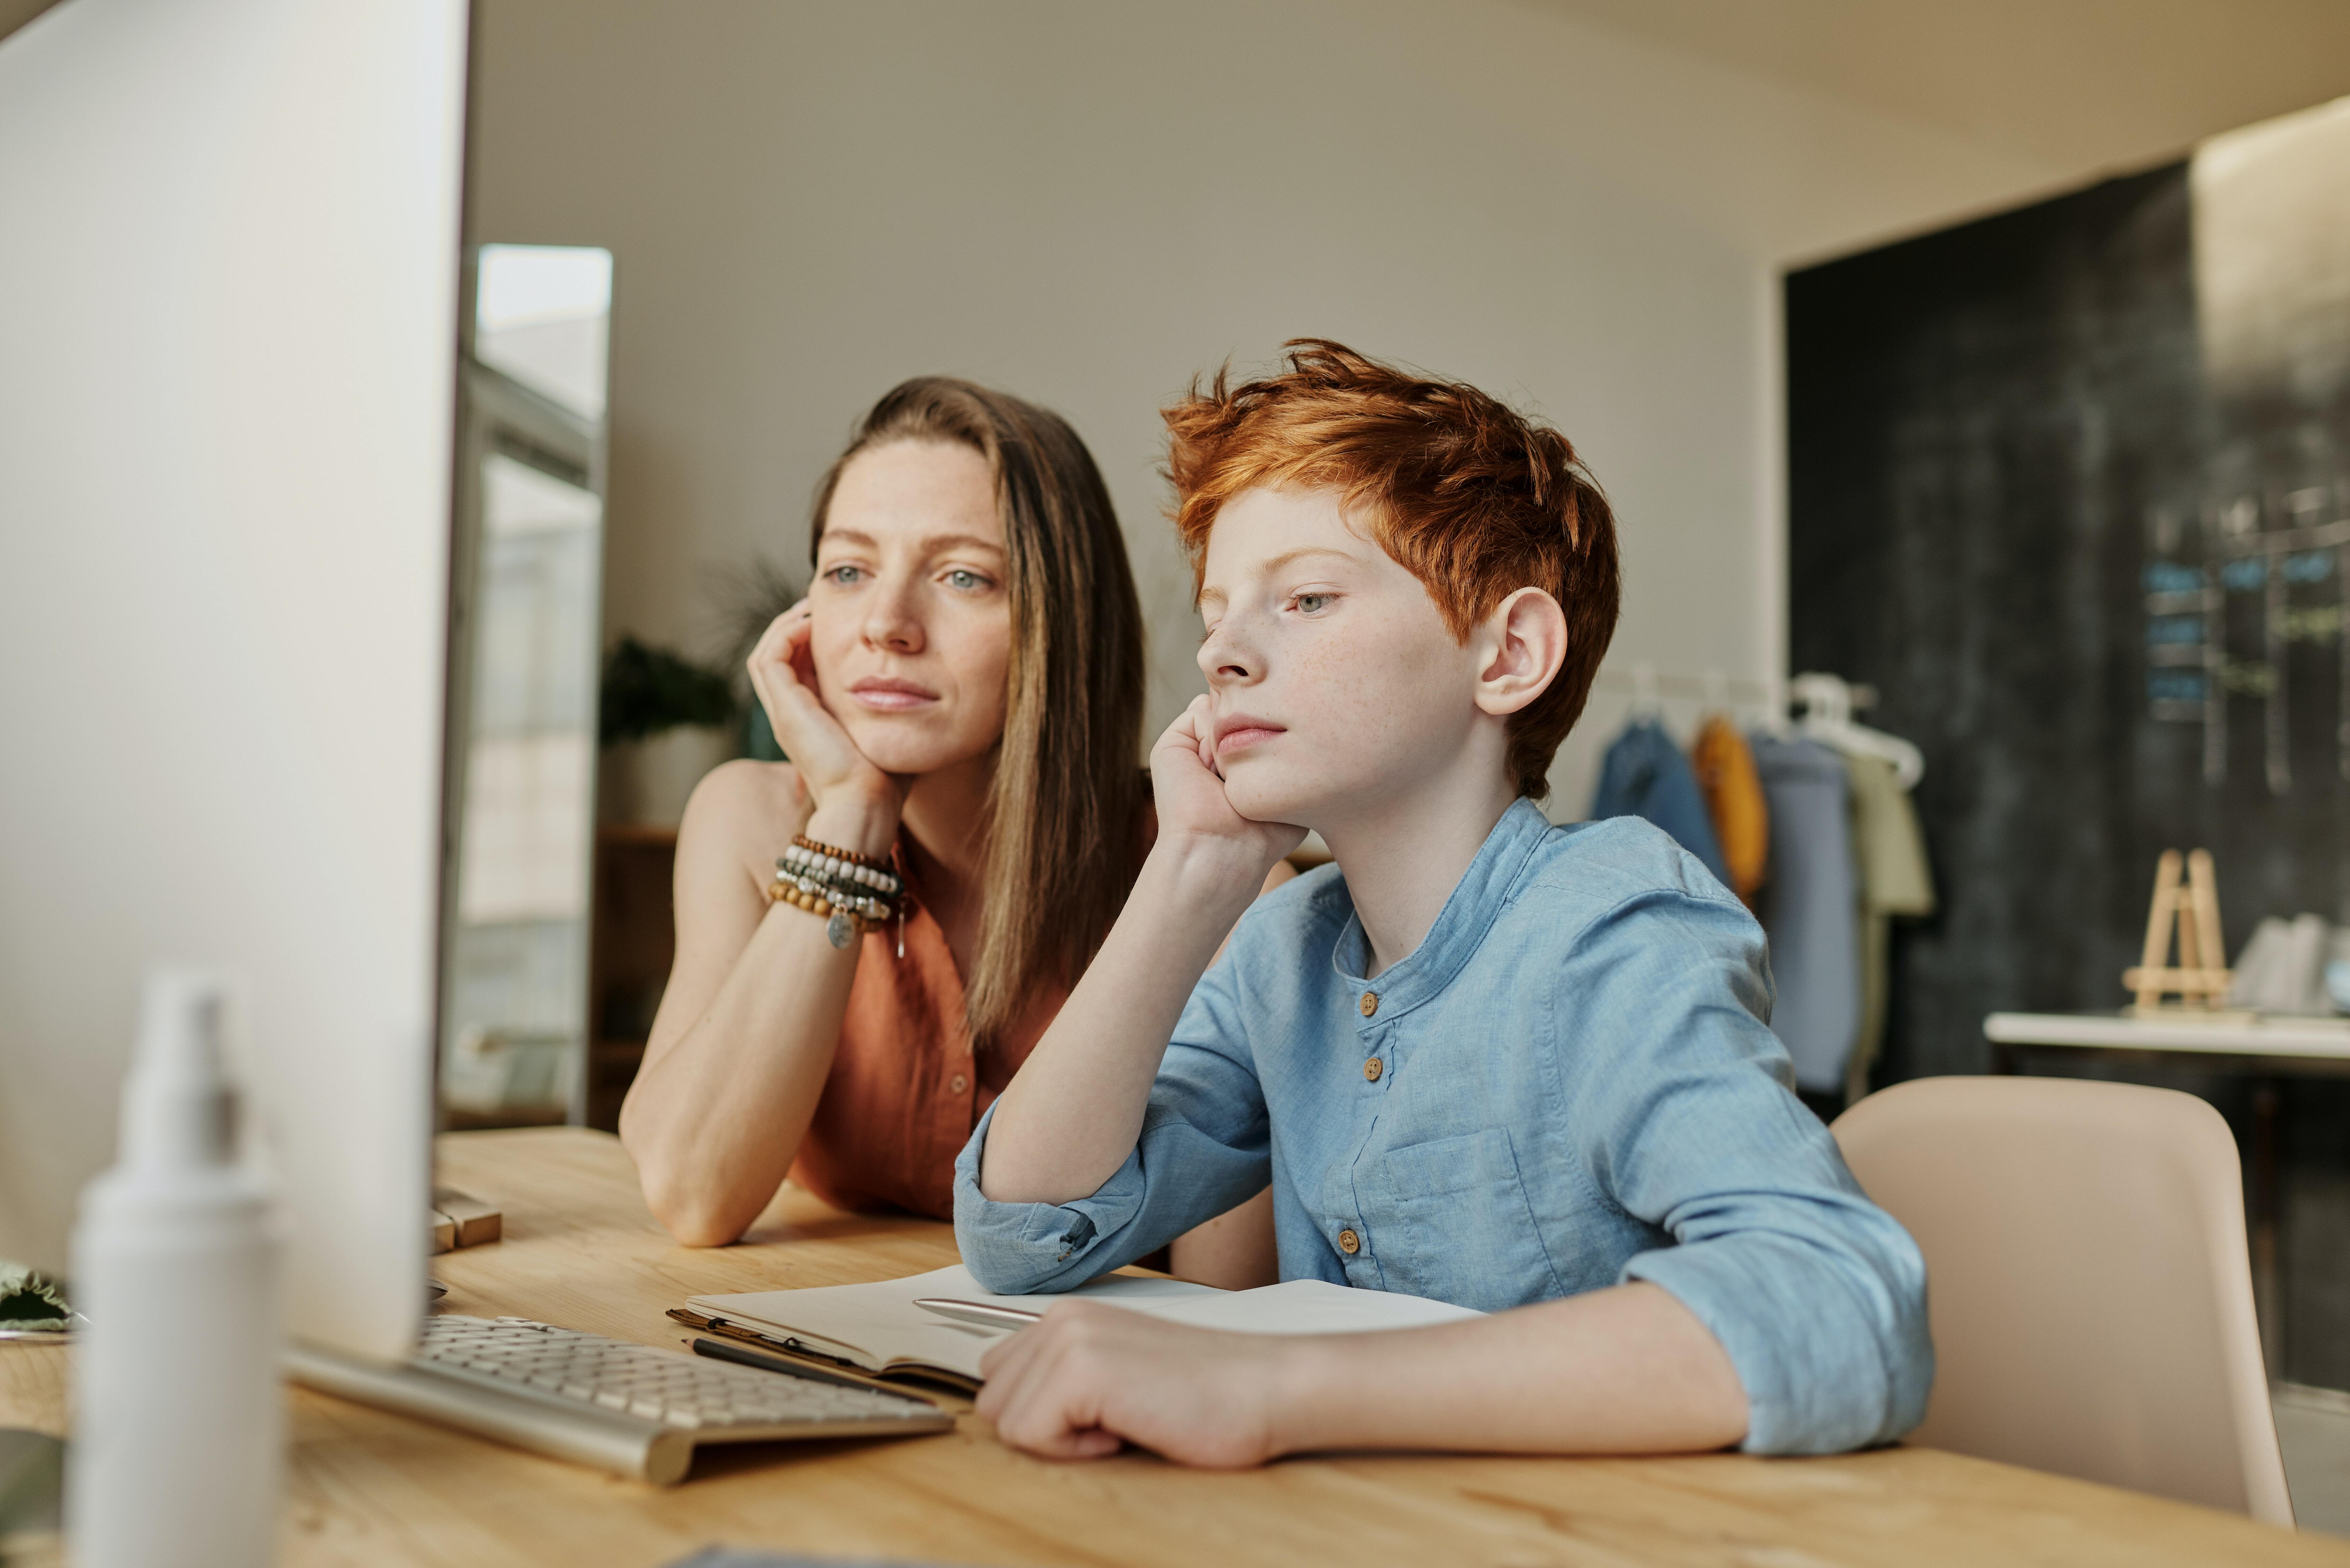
top-left (975, 1302), bottom-right (1290, 1468)
top-left (1152, 695), bottom-right (1305, 878)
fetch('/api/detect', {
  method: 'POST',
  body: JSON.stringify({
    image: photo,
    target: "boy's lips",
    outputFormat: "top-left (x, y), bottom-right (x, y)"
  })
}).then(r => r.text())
top-left (849, 676), bottom-right (939, 712)
top-left (1214, 715), bottom-right (1286, 756)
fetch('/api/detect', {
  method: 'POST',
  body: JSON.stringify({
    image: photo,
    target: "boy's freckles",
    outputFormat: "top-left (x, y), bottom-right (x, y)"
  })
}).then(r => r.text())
top-left (1201, 485), bottom-right (1480, 825)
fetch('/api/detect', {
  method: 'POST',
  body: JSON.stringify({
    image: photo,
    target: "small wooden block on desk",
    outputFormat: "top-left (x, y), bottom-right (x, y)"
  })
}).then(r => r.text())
top-left (429, 1186), bottom-right (503, 1254)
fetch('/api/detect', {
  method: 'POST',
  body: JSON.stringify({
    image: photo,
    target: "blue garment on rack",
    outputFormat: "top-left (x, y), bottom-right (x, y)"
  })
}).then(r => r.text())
top-left (1589, 719), bottom-right (1731, 890)
top-left (1749, 733), bottom-right (1860, 1094)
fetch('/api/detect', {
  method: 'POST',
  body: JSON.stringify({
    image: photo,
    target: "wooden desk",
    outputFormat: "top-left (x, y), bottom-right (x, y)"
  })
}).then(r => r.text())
top-left (6, 1127), bottom-right (2346, 1567)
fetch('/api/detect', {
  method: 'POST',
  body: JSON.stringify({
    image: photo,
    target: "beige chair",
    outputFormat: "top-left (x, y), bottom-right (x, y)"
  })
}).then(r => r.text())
top-left (1831, 1075), bottom-right (2293, 1525)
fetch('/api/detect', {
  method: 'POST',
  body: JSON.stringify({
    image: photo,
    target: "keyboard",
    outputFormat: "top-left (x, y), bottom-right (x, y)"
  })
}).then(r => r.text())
top-left (287, 1314), bottom-right (953, 1484)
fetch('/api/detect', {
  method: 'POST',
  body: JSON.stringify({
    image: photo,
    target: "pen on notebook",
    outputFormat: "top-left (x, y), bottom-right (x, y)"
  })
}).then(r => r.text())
top-left (914, 1298), bottom-right (1042, 1330)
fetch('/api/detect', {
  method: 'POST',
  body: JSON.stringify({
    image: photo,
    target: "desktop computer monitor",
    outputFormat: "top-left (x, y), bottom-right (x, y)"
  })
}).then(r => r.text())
top-left (0, 0), bottom-right (469, 1363)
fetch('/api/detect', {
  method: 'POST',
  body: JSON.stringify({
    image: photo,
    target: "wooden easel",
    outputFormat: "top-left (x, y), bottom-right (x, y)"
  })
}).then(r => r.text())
top-left (2123, 849), bottom-right (2234, 1013)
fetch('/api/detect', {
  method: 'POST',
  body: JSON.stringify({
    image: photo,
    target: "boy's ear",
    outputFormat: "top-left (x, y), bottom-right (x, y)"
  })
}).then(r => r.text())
top-left (1472, 587), bottom-right (1569, 718)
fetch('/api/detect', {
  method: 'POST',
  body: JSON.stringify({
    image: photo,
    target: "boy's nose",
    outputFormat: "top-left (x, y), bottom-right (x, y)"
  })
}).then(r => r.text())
top-left (1197, 625), bottom-right (1257, 686)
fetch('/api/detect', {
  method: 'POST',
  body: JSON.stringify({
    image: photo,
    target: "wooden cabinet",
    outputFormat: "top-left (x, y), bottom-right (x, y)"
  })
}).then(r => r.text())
top-left (585, 825), bottom-right (676, 1131)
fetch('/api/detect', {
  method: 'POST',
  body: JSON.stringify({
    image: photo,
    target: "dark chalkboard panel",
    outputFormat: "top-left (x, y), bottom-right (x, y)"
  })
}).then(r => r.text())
top-left (1787, 163), bottom-right (2350, 1386)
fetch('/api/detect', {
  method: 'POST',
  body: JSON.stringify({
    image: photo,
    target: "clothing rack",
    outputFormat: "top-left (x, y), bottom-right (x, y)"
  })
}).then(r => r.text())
top-left (1591, 663), bottom-right (1772, 707)
top-left (1590, 664), bottom-right (1880, 715)
top-left (1589, 665), bottom-right (1797, 735)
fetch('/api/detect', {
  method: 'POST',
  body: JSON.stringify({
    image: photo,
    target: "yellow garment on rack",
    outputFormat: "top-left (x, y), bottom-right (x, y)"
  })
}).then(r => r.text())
top-left (1691, 715), bottom-right (1769, 908)
top-left (1844, 751), bottom-right (1935, 1102)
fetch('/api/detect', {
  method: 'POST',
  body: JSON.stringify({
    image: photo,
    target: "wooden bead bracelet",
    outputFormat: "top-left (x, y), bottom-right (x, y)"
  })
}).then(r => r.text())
top-left (769, 834), bottom-right (903, 950)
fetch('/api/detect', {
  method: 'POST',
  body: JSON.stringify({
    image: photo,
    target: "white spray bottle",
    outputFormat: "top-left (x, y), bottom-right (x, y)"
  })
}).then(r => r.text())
top-left (68, 969), bottom-right (282, 1567)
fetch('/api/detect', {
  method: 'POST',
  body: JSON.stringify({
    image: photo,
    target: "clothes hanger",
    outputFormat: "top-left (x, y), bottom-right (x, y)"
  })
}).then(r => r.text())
top-left (1789, 671), bottom-right (1924, 789)
top-left (1754, 670), bottom-right (1792, 739)
top-left (1630, 661), bottom-right (1664, 722)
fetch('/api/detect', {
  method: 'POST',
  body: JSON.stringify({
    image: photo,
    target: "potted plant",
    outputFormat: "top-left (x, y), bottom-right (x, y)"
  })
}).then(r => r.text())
top-left (597, 636), bottom-right (737, 827)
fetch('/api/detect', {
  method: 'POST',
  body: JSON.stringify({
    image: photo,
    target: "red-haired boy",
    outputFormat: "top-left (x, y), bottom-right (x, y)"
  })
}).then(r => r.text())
top-left (955, 342), bottom-right (1929, 1464)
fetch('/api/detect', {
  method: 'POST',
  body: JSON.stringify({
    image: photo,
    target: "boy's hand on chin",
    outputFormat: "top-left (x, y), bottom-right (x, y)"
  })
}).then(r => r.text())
top-left (1152, 696), bottom-right (1305, 875)
top-left (975, 1302), bottom-right (1288, 1468)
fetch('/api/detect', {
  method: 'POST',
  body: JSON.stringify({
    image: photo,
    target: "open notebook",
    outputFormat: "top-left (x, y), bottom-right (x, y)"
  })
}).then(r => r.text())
top-left (684, 1266), bottom-right (1482, 1389)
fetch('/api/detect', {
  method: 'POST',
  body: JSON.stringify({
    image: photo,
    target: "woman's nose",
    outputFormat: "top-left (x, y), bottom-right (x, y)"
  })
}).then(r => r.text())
top-left (862, 581), bottom-right (924, 653)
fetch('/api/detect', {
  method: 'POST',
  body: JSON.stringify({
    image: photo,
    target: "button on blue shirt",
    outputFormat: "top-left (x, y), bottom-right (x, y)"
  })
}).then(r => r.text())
top-left (953, 798), bottom-right (1932, 1455)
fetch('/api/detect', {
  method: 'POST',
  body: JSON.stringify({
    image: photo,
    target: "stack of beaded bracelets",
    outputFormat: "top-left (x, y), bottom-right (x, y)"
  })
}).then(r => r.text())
top-left (768, 834), bottom-right (904, 950)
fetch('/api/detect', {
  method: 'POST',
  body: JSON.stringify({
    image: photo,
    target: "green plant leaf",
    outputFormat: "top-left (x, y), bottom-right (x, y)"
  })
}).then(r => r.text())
top-left (599, 636), bottom-right (737, 747)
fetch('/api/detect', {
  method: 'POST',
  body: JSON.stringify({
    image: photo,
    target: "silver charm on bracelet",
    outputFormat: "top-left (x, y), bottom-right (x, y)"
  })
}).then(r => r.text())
top-left (826, 910), bottom-right (856, 949)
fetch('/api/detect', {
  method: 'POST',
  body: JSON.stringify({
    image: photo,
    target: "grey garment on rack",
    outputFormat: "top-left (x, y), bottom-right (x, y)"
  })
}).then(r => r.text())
top-left (1750, 734), bottom-right (1860, 1094)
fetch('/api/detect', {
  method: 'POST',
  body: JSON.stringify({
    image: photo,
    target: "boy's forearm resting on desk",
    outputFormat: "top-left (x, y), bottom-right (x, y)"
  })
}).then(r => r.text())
top-left (976, 1282), bottom-right (1747, 1466)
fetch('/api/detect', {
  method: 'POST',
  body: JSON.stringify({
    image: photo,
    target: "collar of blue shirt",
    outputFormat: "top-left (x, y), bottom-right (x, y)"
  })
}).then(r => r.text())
top-left (1328, 796), bottom-right (1555, 1024)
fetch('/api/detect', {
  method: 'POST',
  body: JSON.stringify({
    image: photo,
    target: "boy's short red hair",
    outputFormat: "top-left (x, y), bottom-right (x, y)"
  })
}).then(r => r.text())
top-left (1163, 339), bottom-right (1621, 800)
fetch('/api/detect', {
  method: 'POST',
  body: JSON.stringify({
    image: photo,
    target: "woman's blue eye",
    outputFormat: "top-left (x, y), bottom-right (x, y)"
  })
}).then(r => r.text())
top-left (824, 565), bottom-right (862, 585)
top-left (945, 570), bottom-right (987, 590)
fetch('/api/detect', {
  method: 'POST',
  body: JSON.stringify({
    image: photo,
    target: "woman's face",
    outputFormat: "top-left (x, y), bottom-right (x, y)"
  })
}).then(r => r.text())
top-left (809, 439), bottom-right (1012, 778)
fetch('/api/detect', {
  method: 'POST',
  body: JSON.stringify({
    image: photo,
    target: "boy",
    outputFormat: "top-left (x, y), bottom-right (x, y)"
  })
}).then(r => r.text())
top-left (954, 341), bottom-right (1930, 1466)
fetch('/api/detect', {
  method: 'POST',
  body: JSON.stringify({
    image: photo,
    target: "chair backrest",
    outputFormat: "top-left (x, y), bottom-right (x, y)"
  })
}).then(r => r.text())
top-left (1831, 1076), bottom-right (2292, 1525)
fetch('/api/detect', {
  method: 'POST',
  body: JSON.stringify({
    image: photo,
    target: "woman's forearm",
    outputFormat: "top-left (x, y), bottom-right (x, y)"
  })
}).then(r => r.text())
top-left (619, 794), bottom-right (897, 1247)
top-left (977, 836), bottom-right (1267, 1205)
top-left (1271, 1283), bottom-right (1748, 1457)
top-left (619, 902), bottom-right (861, 1244)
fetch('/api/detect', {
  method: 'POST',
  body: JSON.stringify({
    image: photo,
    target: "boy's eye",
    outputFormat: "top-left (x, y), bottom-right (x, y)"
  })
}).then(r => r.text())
top-left (1293, 593), bottom-right (1333, 615)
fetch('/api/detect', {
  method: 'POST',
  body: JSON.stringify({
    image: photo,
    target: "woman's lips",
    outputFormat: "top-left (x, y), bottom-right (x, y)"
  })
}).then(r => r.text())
top-left (848, 678), bottom-right (939, 712)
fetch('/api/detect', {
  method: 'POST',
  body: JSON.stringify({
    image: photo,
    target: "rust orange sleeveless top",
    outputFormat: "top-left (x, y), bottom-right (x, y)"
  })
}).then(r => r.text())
top-left (786, 859), bottom-right (1068, 1221)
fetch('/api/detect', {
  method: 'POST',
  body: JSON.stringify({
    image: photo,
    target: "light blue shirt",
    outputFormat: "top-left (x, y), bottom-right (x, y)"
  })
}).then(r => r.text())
top-left (953, 798), bottom-right (1932, 1455)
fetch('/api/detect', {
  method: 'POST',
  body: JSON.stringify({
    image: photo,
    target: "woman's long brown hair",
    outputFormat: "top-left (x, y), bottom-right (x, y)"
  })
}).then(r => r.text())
top-left (809, 378), bottom-right (1147, 1045)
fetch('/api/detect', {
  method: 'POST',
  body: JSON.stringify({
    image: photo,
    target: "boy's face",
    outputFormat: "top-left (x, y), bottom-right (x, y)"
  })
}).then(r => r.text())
top-left (1194, 486), bottom-right (1489, 827)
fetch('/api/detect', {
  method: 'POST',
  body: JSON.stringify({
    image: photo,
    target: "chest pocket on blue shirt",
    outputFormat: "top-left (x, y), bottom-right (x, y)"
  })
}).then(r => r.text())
top-left (1379, 1127), bottom-right (1566, 1313)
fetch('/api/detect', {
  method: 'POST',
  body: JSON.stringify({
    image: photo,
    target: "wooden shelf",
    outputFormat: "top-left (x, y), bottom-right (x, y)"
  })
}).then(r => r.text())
top-left (585, 829), bottom-right (676, 1131)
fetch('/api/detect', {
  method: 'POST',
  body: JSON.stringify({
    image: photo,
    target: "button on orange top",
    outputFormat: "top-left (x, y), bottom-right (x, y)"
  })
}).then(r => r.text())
top-left (1337, 1228), bottom-right (1361, 1255)
top-left (1363, 1058), bottom-right (1383, 1082)
top-left (1359, 992), bottom-right (1378, 1017)
top-left (949, 1073), bottom-right (969, 1095)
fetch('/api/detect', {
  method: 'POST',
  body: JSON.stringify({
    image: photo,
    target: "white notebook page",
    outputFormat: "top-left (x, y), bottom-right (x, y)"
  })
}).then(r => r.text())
top-left (688, 1265), bottom-right (1482, 1381)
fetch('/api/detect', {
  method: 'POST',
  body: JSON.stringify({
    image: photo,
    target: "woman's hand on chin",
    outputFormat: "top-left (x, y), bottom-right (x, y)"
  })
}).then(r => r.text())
top-left (1151, 696), bottom-right (1305, 881)
top-left (747, 602), bottom-right (900, 851)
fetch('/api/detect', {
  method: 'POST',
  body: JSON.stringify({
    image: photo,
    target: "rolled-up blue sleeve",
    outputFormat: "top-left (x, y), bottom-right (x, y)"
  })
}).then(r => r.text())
top-left (1560, 888), bottom-right (1933, 1455)
top-left (953, 948), bottom-right (1273, 1295)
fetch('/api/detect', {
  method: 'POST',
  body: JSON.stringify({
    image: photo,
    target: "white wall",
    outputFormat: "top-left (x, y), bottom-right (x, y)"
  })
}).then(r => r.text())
top-left (467, 0), bottom-right (2066, 811)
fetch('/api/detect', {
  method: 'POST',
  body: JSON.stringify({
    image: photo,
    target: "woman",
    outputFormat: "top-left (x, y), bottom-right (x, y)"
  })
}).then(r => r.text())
top-left (619, 377), bottom-right (1277, 1281)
